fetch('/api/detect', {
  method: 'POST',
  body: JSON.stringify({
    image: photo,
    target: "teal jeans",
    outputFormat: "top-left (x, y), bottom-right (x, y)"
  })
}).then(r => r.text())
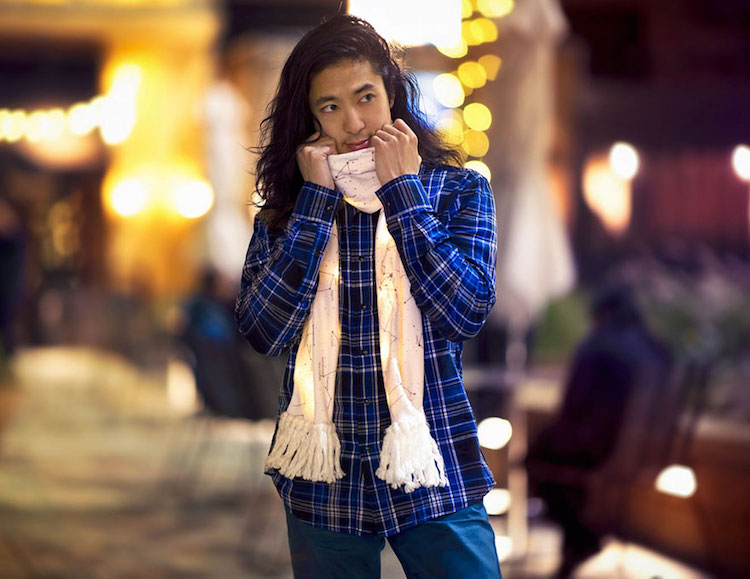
top-left (285, 503), bottom-right (503, 579)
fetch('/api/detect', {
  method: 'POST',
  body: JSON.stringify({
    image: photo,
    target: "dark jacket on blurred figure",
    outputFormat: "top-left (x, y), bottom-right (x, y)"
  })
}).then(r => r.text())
top-left (525, 285), bottom-right (671, 577)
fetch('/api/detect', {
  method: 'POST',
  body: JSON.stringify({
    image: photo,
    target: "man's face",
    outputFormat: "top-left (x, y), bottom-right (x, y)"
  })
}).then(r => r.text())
top-left (308, 59), bottom-right (393, 154)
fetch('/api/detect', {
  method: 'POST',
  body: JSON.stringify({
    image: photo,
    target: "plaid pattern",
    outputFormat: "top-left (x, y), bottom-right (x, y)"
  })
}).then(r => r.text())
top-left (235, 165), bottom-right (497, 536)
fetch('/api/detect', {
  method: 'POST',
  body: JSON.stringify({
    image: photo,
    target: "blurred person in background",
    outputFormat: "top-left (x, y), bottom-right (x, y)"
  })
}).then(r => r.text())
top-left (235, 15), bottom-right (501, 579)
top-left (525, 283), bottom-right (672, 578)
top-left (0, 197), bottom-right (24, 372)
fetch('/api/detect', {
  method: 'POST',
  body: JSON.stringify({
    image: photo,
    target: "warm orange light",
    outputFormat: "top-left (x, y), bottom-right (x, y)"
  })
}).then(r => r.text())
top-left (108, 178), bottom-right (148, 218)
top-left (172, 179), bottom-right (214, 219)
top-left (583, 153), bottom-right (631, 236)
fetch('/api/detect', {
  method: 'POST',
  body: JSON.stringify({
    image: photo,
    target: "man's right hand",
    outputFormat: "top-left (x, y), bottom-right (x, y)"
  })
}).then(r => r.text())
top-left (297, 131), bottom-right (336, 190)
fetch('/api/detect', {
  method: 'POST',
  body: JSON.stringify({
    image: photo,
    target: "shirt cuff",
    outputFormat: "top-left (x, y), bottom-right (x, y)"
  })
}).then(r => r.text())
top-left (292, 182), bottom-right (343, 224)
top-left (376, 174), bottom-right (432, 218)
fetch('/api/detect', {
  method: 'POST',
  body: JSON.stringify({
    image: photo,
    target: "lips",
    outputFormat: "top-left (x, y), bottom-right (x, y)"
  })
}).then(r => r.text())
top-left (346, 138), bottom-right (370, 152)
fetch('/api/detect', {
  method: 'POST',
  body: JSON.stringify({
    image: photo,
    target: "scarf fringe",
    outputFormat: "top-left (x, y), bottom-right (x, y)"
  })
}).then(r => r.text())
top-left (376, 414), bottom-right (448, 493)
top-left (264, 411), bottom-right (344, 483)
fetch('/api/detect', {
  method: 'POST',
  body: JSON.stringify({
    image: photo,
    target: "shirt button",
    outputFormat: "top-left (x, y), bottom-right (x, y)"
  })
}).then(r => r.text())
top-left (365, 445), bottom-right (372, 451)
top-left (363, 398), bottom-right (371, 404)
top-left (361, 348), bottom-right (367, 356)
top-left (358, 255), bottom-right (365, 261)
top-left (326, 204), bottom-right (333, 212)
top-left (360, 304), bottom-right (367, 310)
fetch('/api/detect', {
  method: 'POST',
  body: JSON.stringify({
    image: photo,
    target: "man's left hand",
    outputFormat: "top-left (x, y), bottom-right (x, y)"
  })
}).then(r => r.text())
top-left (372, 119), bottom-right (422, 185)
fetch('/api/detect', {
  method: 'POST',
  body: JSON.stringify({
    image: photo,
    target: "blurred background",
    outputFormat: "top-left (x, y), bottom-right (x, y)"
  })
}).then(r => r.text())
top-left (1, 0), bottom-right (749, 577)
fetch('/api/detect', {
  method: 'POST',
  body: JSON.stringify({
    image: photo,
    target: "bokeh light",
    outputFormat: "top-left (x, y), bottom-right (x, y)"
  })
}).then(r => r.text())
top-left (465, 160), bottom-right (492, 181)
top-left (483, 488), bottom-right (511, 515)
top-left (477, 417), bottom-right (512, 449)
top-left (463, 102), bottom-right (492, 131)
top-left (349, 0), bottom-right (461, 47)
top-left (172, 179), bottom-right (214, 219)
top-left (433, 73), bottom-right (465, 108)
top-left (458, 61), bottom-right (487, 89)
top-left (109, 178), bottom-right (148, 218)
top-left (609, 141), bottom-right (640, 180)
top-left (583, 154), bottom-right (632, 236)
top-left (436, 39), bottom-right (469, 59)
top-left (478, 54), bottom-right (502, 81)
top-left (655, 464), bottom-right (697, 498)
top-left (462, 129), bottom-right (490, 157)
top-left (731, 144), bottom-right (750, 181)
top-left (477, 0), bottom-right (514, 18)
top-left (436, 109), bottom-right (465, 146)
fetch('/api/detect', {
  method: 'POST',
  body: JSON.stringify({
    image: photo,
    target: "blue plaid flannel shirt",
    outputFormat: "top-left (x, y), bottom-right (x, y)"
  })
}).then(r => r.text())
top-left (235, 165), bottom-right (497, 536)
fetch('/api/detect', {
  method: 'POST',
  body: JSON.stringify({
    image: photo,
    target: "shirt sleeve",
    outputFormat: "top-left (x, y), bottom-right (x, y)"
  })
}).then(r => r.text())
top-left (376, 170), bottom-right (497, 342)
top-left (234, 182), bottom-right (342, 356)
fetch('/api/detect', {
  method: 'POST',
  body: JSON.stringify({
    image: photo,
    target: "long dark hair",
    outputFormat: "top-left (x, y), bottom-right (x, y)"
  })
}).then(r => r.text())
top-left (254, 14), bottom-right (461, 232)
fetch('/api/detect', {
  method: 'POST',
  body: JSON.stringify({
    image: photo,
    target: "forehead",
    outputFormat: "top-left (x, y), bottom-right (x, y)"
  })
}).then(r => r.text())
top-left (309, 59), bottom-right (385, 101)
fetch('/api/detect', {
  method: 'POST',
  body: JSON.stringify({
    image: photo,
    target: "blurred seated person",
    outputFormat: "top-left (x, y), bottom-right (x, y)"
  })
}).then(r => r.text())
top-left (180, 268), bottom-right (256, 419)
top-left (525, 284), bottom-right (671, 578)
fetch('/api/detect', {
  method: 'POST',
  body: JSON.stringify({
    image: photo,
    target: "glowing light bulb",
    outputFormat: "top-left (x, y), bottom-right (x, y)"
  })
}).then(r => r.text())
top-left (655, 464), bottom-right (697, 498)
top-left (477, 417), bottom-right (512, 449)
top-left (609, 142), bottom-right (640, 180)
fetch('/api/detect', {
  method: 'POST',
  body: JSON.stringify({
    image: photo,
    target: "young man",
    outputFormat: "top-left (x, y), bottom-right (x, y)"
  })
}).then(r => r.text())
top-left (235, 15), bottom-right (501, 578)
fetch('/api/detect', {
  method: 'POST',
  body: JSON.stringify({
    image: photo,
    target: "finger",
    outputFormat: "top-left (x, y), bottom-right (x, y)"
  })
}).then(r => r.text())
top-left (379, 124), bottom-right (404, 139)
top-left (374, 128), bottom-right (397, 142)
top-left (392, 119), bottom-right (415, 137)
top-left (304, 131), bottom-right (321, 144)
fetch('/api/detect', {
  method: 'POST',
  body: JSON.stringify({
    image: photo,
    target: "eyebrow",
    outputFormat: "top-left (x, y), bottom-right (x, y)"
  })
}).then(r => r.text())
top-left (313, 83), bottom-right (377, 107)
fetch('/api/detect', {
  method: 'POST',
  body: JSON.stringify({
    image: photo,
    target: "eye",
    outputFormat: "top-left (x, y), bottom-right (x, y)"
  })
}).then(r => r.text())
top-left (321, 103), bottom-right (338, 113)
top-left (360, 93), bottom-right (376, 103)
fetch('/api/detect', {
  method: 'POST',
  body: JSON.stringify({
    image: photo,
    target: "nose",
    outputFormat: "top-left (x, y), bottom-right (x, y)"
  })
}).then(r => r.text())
top-left (343, 107), bottom-right (365, 134)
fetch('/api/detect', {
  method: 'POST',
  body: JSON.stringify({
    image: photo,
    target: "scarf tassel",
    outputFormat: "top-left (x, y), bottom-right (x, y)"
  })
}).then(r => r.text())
top-left (265, 411), bottom-right (344, 483)
top-left (375, 414), bottom-right (448, 493)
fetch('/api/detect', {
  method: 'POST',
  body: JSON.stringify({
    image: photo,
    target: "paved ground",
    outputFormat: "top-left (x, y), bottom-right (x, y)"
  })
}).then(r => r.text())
top-left (0, 347), bottom-right (713, 578)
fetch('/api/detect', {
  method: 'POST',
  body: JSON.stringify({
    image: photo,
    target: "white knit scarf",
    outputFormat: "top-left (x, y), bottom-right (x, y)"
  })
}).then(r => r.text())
top-left (264, 147), bottom-right (448, 493)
